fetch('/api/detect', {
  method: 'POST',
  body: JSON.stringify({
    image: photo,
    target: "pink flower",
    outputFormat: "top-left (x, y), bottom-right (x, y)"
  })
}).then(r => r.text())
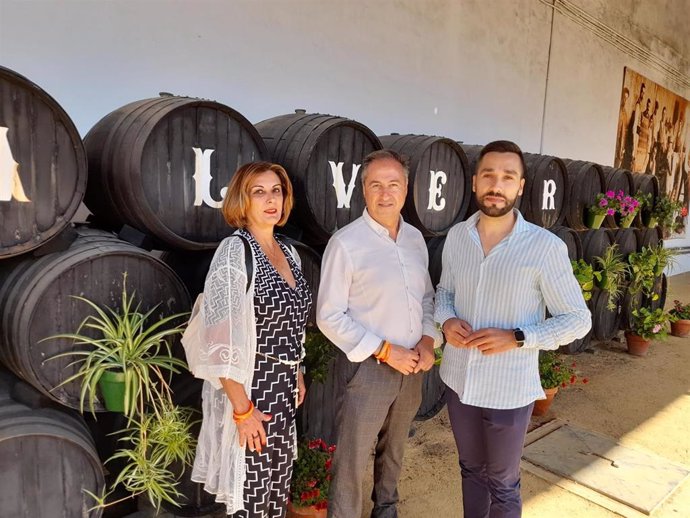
top-left (606, 190), bottom-right (615, 198)
top-left (599, 199), bottom-right (608, 207)
top-left (682, 207), bottom-right (688, 217)
top-left (652, 324), bottom-right (662, 333)
top-left (607, 209), bottom-right (615, 216)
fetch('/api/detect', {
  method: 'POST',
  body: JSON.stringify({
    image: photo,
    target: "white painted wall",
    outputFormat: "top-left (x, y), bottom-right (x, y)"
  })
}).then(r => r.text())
top-left (1, 0), bottom-right (688, 269)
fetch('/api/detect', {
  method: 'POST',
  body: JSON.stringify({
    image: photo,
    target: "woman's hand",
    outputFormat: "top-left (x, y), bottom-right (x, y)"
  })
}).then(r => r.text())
top-left (236, 407), bottom-right (272, 452)
top-left (297, 370), bottom-right (306, 407)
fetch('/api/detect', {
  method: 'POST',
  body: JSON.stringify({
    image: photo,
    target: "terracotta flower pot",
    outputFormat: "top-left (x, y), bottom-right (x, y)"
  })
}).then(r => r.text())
top-left (287, 501), bottom-right (327, 518)
top-left (532, 387), bottom-right (558, 416)
top-left (670, 319), bottom-right (690, 338)
top-left (624, 331), bottom-right (651, 356)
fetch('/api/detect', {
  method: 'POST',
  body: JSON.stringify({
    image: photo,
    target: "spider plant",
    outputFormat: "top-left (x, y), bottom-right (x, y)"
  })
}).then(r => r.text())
top-left (86, 403), bottom-right (198, 512)
top-left (593, 244), bottom-right (629, 310)
top-left (41, 273), bottom-right (189, 418)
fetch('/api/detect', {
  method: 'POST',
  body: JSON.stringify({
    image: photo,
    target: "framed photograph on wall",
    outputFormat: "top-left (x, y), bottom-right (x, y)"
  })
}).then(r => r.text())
top-left (614, 67), bottom-right (688, 239)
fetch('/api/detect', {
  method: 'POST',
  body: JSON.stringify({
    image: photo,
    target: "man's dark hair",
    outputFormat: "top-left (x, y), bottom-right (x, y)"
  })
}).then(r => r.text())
top-left (361, 149), bottom-right (410, 184)
top-left (476, 140), bottom-right (526, 177)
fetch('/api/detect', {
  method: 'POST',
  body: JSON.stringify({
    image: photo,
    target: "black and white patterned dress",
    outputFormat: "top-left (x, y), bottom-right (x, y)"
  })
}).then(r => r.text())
top-left (233, 229), bottom-right (312, 518)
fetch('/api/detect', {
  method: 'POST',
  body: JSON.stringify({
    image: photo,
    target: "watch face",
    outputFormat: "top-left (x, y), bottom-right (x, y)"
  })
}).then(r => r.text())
top-left (514, 329), bottom-right (525, 342)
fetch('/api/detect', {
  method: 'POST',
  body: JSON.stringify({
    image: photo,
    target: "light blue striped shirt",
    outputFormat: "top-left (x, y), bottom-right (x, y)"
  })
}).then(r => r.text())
top-left (435, 210), bottom-right (591, 409)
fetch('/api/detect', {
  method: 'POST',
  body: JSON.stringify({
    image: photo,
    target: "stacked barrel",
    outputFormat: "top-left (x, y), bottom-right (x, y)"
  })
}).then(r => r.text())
top-left (0, 64), bottom-right (670, 514)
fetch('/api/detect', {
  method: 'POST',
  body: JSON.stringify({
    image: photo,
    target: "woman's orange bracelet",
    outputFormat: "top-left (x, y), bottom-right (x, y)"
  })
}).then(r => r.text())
top-left (233, 401), bottom-right (255, 423)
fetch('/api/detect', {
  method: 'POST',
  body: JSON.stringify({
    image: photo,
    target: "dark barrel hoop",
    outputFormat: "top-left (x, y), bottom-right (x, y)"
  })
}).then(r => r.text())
top-left (379, 134), bottom-right (471, 236)
top-left (0, 66), bottom-right (87, 258)
top-left (256, 112), bottom-right (382, 245)
top-left (0, 228), bottom-right (191, 410)
top-left (562, 160), bottom-right (606, 231)
top-left (84, 96), bottom-right (267, 250)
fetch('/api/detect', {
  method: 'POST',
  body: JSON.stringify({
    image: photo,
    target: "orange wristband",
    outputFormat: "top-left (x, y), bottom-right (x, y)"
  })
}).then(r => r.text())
top-left (233, 401), bottom-right (255, 423)
top-left (375, 340), bottom-right (391, 363)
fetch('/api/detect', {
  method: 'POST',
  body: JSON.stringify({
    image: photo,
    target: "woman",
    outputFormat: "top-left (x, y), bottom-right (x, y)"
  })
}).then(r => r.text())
top-left (190, 161), bottom-right (312, 517)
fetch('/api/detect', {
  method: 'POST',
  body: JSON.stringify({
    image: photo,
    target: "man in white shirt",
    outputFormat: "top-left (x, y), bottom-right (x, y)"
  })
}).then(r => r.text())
top-left (317, 149), bottom-right (440, 518)
top-left (435, 140), bottom-right (591, 518)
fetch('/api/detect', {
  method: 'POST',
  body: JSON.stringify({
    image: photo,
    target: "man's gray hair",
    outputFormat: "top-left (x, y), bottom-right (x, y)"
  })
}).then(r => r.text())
top-left (360, 149), bottom-right (410, 184)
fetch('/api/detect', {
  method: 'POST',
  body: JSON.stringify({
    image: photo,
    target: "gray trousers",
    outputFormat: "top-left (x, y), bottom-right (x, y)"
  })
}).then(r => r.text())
top-left (327, 354), bottom-right (423, 518)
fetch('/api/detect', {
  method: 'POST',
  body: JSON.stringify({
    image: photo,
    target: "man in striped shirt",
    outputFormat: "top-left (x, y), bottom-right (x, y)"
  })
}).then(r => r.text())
top-left (435, 140), bottom-right (591, 518)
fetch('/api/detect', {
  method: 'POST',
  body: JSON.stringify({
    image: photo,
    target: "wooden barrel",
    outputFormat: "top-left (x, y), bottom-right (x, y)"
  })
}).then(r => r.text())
top-left (590, 288), bottom-right (621, 341)
top-left (0, 228), bottom-right (191, 410)
top-left (601, 166), bottom-right (634, 229)
top-left (646, 274), bottom-right (667, 311)
top-left (427, 236), bottom-right (446, 287)
top-left (613, 228), bottom-right (638, 259)
top-left (255, 112), bottom-right (382, 245)
top-left (0, 66), bottom-right (88, 258)
top-left (636, 225), bottom-right (663, 252)
top-left (0, 385), bottom-right (105, 517)
top-left (560, 329), bottom-right (592, 354)
top-left (619, 290), bottom-right (643, 331)
top-left (521, 154), bottom-right (568, 228)
top-left (549, 226), bottom-right (582, 261)
top-left (83, 96), bottom-right (266, 250)
top-left (579, 229), bottom-right (614, 264)
top-left (562, 160), bottom-right (606, 230)
top-left (301, 356), bottom-right (339, 445)
top-left (160, 249), bottom-right (216, 300)
top-left (415, 362), bottom-right (446, 421)
top-left (378, 134), bottom-right (471, 236)
top-left (631, 173), bottom-right (659, 228)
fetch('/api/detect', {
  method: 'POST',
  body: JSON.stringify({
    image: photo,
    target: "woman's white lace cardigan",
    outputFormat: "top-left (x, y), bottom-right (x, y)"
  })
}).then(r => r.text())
top-left (190, 234), bottom-right (300, 515)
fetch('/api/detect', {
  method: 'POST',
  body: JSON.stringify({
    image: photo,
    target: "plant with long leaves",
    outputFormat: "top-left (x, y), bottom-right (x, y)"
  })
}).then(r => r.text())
top-left (593, 244), bottom-right (629, 310)
top-left (86, 403), bottom-right (198, 512)
top-left (42, 276), bottom-right (188, 418)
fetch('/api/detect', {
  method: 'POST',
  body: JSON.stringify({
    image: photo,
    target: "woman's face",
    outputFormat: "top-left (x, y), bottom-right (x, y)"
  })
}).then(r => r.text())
top-left (246, 169), bottom-right (284, 230)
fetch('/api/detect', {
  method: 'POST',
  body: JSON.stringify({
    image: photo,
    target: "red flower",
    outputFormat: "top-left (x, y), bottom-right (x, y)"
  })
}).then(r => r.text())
top-left (582, 378), bottom-right (589, 384)
top-left (300, 492), bottom-right (310, 502)
top-left (316, 501), bottom-right (328, 510)
top-left (569, 375), bottom-right (576, 384)
top-left (307, 479), bottom-right (317, 488)
top-left (328, 445), bottom-right (336, 453)
top-left (561, 382), bottom-right (567, 388)
top-left (325, 459), bottom-right (332, 470)
top-left (681, 207), bottom-right (688, 217)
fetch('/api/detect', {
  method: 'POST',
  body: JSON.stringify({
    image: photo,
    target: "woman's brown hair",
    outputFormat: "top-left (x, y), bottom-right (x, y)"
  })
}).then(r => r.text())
top-left (221, 161), bottom-right (294, 228)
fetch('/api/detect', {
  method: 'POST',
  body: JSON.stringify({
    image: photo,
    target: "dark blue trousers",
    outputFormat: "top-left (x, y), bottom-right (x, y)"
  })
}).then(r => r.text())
top-left (446, 389), bottom-right (534, 518)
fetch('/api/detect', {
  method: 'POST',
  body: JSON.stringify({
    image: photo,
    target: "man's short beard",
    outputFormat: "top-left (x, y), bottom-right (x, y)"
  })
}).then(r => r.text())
top-left (475, 192), bottom-right (518, 217)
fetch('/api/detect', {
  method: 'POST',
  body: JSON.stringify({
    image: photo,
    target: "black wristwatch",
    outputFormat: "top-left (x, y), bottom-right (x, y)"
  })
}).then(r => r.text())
top-left (513, 328), bottom-right (525, 348)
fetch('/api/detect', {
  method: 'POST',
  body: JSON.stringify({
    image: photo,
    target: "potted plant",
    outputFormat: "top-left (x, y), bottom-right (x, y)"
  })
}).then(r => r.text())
top-left (586, 191), bottom-right (618, 229)
top-left (571, 259), bottom-right (598, 302)
top-left (43, 274), bottom-right (188, 416)
top-left (627, 245), bottom-right (667, 301)
top-left (616, 193), bottom-right (641, 228)
top-left (669, 300), bottom-right (690, 338)
top-left (533, 351), bottom-right (588, 416)
top-left (624, 306), bottom-right (672, 356)
top-left (42, 274), bottom-right (197, 511)
top-left (288, 438), bottom-right (336, 518)
top-left (303, 327), bottom-right (336, 385)
top-left (651, 194), bottom-right (683, 237)
top-left (648, 242), bottom-right (677, 278)
top-left (593, 244), bottom-right (628, 310)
